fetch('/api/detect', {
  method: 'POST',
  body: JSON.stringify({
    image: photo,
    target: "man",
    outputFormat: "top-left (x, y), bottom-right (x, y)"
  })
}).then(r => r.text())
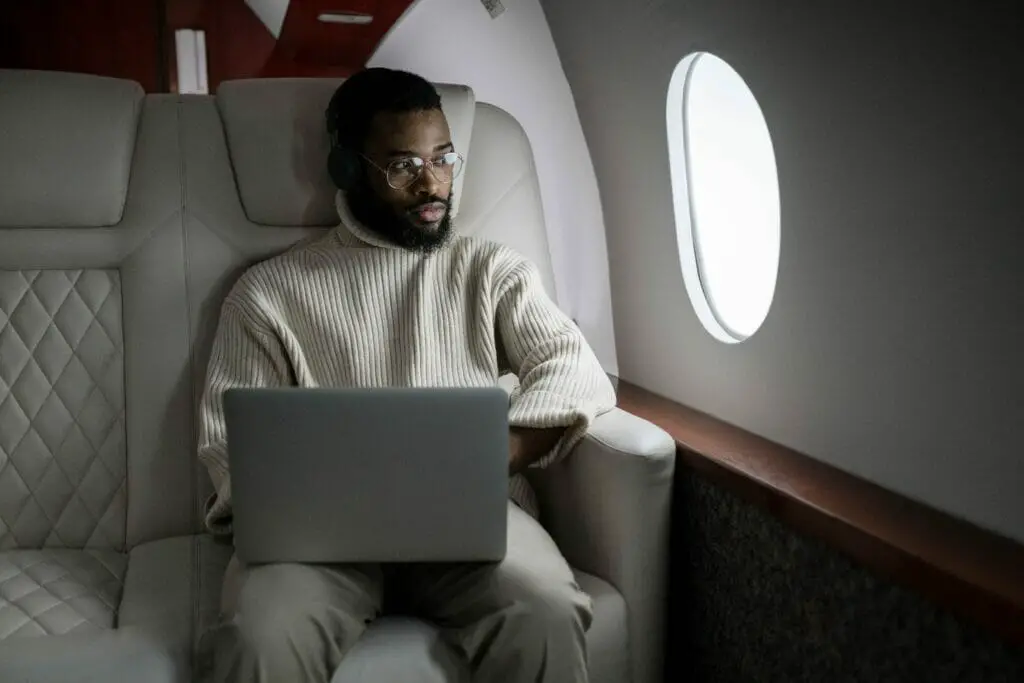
top-left (196, 67), bottom-right (616, 683)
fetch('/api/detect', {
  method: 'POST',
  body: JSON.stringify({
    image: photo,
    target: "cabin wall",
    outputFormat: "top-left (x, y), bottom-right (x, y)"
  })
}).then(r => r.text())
top-left (540, 1), bottom-right (1024, 541)
top-left (0, 1), bottom-right (165, 91)
top-left (369, 0), bottom-right (619, 374)
top-left (0, 0), bottom-right (351, 91)
top-left (166, 0), bottom-right (278, 90)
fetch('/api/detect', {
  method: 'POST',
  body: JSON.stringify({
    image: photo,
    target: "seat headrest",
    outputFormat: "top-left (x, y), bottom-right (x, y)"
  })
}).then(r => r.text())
top-left (0, 70), bottom-right (143, 228)
top-left (216, 78), bottom-right (476, 227)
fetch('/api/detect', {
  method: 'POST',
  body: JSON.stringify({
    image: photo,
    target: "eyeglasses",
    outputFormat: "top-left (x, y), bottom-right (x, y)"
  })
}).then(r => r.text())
top-left (361, 151), bottom-right (465, 190)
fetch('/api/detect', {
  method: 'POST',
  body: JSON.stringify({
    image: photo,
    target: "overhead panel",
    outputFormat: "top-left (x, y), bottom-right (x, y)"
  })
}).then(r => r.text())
top-left (273, 0), bottom-right (418, 70)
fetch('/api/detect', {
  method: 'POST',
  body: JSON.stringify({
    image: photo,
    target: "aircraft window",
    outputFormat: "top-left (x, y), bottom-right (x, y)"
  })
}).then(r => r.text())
top-left (667, 52), bottom-right (781, 343)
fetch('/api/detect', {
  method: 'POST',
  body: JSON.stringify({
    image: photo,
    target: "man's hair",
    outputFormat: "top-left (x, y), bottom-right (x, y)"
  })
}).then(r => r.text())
top-left (326, 68), bottom-right (443, 153)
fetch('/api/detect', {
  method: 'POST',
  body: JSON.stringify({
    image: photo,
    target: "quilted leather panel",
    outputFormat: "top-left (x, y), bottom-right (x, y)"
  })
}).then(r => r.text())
top-left (0, 548), bottom-right (126, 638)
top-left (0, 270), bottom-right (126, 550)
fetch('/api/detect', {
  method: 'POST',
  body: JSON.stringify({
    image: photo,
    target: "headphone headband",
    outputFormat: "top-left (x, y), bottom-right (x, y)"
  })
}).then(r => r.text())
top-left (326, 103), bottom-right (359, 190)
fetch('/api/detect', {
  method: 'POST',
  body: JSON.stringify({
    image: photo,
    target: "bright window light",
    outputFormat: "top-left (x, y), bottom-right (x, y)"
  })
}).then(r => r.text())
top-left (667, 52), bottom-right (781, 343)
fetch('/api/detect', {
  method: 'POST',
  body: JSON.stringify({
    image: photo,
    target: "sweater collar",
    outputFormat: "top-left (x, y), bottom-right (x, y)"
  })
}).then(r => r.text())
top-left (332, 191), bottom-right (404, 250)
top-left (332, 191), bottom-right (458, 252)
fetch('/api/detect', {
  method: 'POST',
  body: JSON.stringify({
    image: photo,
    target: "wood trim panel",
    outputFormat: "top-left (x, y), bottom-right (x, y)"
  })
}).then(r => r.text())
top-left (0, 0), bottom-right (164, 92)
top-left (164, 0), bottom-right (414, 89)
top-left (165, 0), bottom-right (277, 92)
top-left (613, 378), bottom-right (1024, 647)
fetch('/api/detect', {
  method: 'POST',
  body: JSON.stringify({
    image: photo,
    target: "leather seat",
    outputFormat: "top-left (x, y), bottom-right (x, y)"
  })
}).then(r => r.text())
top-left (0, 69), bottom-right (232, 682)
top-left (0, 69), bottom-right (675, 683)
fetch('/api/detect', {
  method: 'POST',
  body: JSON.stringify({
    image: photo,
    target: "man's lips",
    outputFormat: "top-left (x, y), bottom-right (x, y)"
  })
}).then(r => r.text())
top-left (410, 202), bottom-right (446, 223)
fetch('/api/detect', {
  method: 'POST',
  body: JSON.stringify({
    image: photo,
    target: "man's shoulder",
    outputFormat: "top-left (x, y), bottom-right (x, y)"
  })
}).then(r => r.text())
top-left (226, 236), bottom-right (324, 305)
top-left (451, 237), bottom-right (550, 293)
top-left (451, 235), bottom-right (533, 274)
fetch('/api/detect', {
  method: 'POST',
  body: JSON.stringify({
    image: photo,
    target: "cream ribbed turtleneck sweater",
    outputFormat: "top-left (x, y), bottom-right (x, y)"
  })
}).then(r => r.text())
top-left (196, 193), bottom-right (616, 536)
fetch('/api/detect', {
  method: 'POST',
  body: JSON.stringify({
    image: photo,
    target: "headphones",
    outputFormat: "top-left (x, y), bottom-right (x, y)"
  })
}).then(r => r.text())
top-left (325, 106), bottom-right (361, 191)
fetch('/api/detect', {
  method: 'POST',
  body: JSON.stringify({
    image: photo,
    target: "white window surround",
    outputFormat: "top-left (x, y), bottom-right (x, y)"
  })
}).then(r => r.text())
top-left (666, 52), bottom-right (781, 343)
top-left (174, 29), bottom-right (209, 95)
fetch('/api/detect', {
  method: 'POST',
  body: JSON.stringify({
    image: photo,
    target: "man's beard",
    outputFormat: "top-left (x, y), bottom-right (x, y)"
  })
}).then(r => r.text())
top-left (346, 182), bottom-right (454, 254)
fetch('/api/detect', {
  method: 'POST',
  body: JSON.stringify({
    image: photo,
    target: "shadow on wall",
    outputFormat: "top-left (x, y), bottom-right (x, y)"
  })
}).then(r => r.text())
top-left (538, 0), bottom-right (1024, 543)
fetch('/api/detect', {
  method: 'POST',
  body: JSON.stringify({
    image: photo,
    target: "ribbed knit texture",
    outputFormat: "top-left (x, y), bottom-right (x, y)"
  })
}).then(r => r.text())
top-left (196, 193), bottom-right (617, 536)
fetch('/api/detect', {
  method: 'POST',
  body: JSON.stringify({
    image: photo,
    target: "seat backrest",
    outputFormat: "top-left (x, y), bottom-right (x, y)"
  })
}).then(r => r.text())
top-left (0, 70), bottom-right (196, 550)
top-left (179, 78), bottom-right (558, 518)
top-left (190, 76), bottom-right (556, 296)
top-left (0, 70), bottom-right (559, 544)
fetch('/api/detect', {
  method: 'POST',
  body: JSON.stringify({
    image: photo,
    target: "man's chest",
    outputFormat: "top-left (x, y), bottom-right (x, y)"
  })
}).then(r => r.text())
top-left (268, 260), bottom-right (501, 383)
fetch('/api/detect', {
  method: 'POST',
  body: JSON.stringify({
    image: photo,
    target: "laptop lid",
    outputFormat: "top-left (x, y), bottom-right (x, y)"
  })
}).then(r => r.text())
top-left (223, 386), bottom-right (509, 564)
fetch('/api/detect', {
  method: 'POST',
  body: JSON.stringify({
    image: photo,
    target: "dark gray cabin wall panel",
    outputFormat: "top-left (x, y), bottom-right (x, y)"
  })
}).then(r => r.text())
top-left (667, 470), bottom-right (1024, 683)
top-left (538, 0), bottom-right (1024, 541)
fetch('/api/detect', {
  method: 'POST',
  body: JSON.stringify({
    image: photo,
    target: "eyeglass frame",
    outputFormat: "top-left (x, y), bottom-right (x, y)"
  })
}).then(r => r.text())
top-left (359, 151), bottom-right (465, 190)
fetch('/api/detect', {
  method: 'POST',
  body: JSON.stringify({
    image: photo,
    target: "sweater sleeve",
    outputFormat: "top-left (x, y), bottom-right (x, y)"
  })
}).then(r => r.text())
top-left (495, 254), bottom-right (617, 469)
top-left (196, 296), bottom-right (292, 536)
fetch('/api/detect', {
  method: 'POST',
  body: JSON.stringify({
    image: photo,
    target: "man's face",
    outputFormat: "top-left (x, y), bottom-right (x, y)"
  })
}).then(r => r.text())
top-left (346, 108), bottom-right (455, 252)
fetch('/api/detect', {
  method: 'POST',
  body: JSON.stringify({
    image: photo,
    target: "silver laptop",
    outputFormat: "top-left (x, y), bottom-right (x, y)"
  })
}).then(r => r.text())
top-left (223, 386), bottom-right (510, 564)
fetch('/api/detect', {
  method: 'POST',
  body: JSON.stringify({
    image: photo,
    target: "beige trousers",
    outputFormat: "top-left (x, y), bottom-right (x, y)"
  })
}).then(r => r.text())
top-left (198, 503), bottom-right (593, 683)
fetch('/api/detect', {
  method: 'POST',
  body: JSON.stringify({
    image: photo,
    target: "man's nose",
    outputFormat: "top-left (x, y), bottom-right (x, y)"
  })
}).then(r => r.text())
top-left (413, 166), bottom-right (445, 197)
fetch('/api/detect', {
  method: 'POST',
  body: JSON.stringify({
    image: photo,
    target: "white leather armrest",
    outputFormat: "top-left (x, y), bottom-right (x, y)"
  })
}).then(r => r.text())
top-left (528, 406), bottom-right (675, 683)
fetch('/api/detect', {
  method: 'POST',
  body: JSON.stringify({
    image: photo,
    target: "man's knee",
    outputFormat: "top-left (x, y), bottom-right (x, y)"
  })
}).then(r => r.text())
top-left (460, 570), bottom-right (592, 681)
top-left (503, 570), bottom-right (593, 641)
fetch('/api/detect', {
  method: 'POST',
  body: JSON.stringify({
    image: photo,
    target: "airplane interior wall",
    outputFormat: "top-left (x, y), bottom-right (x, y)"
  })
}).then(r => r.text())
top-left (540, 1), bottom-right (1024, 542)
top-left (0, 1), bottom-right (165, 91)
top-left (369, 0), bottom-right (620, 375)
top-left (0, 0), bottom-right (305, 92)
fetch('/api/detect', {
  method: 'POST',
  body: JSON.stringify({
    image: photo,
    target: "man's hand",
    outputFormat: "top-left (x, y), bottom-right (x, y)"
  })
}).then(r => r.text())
top-left (508, 426), bottom-right (567, 475)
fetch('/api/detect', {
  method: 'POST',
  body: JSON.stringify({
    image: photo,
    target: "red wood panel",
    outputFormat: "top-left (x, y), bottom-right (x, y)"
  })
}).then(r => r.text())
top-left (272, 0), bottom-right (417, 69)
top-left (258, 58), bottom-right (355, 79)
top-left (163, 0), bottom-right (378, 90)
top-left (0, 0), bottom-right (426, 92)
top-left (165, 0), bottom-right (277, 92)
top-left (0, 0), bottom-right (163, 92)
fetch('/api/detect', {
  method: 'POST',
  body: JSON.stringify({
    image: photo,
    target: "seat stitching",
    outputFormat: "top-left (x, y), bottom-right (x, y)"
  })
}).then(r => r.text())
top-left (40, 271), bottom-right (124, 548)
top-left (177, 94), bottom-right (203, 668)
top-left (0, 552), bottom-right (122, 633)
top-left (82, 549), bottom-right (126, 585)
top-left (2, 273), bottom-right (99, 547)
top-left (0, 599), bottom-right (42, 638)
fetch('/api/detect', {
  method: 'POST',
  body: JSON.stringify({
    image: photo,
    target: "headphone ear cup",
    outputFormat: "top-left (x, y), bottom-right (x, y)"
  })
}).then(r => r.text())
top-left (328, 146), bottom-right (360, 190)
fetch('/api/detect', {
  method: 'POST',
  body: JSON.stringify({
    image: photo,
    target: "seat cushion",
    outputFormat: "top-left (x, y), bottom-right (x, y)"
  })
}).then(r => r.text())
top-left (0, 535), bottom-right (231, 683)
top-left (577, 570), bottom-right (630, 683)
top-left (331, 569), bottom-right (628, 683)
top-left (118, 533), bottom-right (231, 643)
top-left (0, 629), bottom-right (187, 683)
top-left (0, 548), bottom-right (126, 638)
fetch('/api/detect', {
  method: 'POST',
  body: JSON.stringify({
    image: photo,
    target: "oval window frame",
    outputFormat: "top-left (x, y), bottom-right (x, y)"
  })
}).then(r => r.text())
top-left (666, 51), bottom-right (782, 343)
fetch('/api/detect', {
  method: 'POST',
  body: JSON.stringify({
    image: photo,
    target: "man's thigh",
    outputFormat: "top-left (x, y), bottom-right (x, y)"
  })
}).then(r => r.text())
top-left (219, 554), bottom-right (384, 622)
top-left (395, 503), bottom-right (592, 626)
